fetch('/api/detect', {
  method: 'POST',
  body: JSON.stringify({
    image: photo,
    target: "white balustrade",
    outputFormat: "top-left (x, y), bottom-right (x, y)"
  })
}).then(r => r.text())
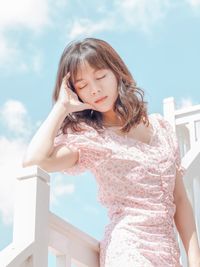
top-left (0, 166), bottom-right (100, 267)
top-left (0, 97), bottom-right (199, 267)
top-left (163, 97), bottom-right (200, 267)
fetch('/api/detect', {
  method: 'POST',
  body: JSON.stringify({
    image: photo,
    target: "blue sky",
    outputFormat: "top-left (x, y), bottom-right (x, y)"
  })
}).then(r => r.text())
top-left (0, 0), bottom-right (200, 265)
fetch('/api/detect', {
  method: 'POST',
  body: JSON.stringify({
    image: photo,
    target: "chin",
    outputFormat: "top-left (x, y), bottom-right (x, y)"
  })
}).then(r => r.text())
top-left (96, 106), bottom-right (114, 113)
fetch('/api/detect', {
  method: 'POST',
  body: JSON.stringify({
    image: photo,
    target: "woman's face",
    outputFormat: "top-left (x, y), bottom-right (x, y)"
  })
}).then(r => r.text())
top-left (73, 61), bottom-right (119, 113)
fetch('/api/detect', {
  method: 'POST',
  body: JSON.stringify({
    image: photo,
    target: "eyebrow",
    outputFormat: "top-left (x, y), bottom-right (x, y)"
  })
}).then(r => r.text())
top-left (75, 69), bottom-right (105, 83)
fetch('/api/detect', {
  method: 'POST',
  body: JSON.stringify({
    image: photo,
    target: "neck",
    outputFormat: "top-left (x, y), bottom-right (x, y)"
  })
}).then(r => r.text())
top-left (102, 117), bottom-right (124, 127)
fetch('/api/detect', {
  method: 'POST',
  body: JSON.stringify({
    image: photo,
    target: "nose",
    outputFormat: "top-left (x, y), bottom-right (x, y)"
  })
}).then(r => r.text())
top-left (90, 81), bottom-right (101, 95)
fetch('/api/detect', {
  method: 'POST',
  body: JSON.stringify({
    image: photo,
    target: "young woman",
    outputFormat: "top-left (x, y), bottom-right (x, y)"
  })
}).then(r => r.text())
top-left (23, 38), bottom-right (200, 266)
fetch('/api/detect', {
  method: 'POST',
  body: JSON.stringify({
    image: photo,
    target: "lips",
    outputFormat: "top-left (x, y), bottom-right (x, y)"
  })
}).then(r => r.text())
top-left (95, 96), bottom-right (107, 103)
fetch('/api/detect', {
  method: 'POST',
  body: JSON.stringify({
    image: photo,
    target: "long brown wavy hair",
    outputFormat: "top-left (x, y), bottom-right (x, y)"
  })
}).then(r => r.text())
top-left (52, 37), bottom-right (149, 134)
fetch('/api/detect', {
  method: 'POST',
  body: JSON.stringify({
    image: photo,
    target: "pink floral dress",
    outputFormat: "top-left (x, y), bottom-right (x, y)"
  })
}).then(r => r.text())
top-left (54, 113), bottom-right (186, 267)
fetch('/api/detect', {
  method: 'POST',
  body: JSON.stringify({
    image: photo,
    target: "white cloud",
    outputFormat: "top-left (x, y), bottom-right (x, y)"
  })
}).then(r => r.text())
top-left (50, 174), bottom-right (75, 205)
top-left (68, 18), bottom-right (114, 40)
top-left (14, 52), bottom-right (43, 74)
top-left (0, 100), bottom-right (31, 224)
top-left (115, 0), bottom-right (171, 33)
top-left (1, 0), bottom-right (199, 71)
top-left (0, 137), bottom-right (26, 225)
top-left (0, 34), bottom-right (44, 73)
top-left (0, 99), bottom-right (75, 225)
top-left (67, 0), bottom-right (171, 39)
top-left (0, 34), bottom-right (20, 66)
top-left (186, 0), bottom-right (200, 7)
top-left (0, 0), bottom-right (49, 71)
top-left (178, 97), bottom-right (194, 109)
top-left (0, 0), bottom-right (50, 31)
top-left (0, 100), bottom-right (31, 136)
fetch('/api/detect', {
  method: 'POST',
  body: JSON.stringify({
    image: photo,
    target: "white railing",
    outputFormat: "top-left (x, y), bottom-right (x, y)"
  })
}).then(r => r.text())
top-left (0, 97), bottom-right (199, 267)
top-left (163, 97), bottom-right (200, 157)
top-left (0, 242), bottom-right (34, 267)
top-left (49, 212), bottom-right (99, 267)
top-left (0, 166), bottom-right (100, 267)
top-left (163, 97), bottom-right (200, 267)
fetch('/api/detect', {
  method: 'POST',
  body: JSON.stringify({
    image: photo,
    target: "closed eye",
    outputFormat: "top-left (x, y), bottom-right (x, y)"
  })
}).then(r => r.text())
top-left (79, 84), bottom-right (87, 89)
top-left (96, 75), bottom-right (106, 80)
top-left (78, 74), bottom-right (106, 89)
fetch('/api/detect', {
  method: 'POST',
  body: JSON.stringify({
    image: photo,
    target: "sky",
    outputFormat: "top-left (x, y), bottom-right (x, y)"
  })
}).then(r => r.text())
top-left (0, 0), bottom-right (200, 265)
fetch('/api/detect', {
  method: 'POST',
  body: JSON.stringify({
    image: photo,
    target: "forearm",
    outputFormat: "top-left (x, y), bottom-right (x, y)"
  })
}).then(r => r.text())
top-left (174, 196), bottom-right (200, 265)
top-left (23, 102), bottom-right (69, 164)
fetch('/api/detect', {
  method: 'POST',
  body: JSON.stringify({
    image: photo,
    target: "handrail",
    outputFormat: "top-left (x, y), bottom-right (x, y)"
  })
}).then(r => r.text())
top-left (0, 242), bottom-right (34, 267)
top-left (1, 97), bottom-right (200, 267)
top-left (49, 211), bottom-right (100, 266)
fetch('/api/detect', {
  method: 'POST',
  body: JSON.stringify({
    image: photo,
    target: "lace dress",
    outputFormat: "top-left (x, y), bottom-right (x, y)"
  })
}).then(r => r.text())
top-left (54, 113), bottom-right (186, 267)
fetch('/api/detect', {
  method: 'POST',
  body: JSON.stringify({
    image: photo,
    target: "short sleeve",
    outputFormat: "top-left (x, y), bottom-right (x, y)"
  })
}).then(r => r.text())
top-left (155, 113), bottom-right (187, 178)
top-left (53, 125), bottom-right (112, 176)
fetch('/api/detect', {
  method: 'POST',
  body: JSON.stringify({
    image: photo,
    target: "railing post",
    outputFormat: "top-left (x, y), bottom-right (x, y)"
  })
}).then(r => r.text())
top-left (56, 253), bottom-right (71, 267)
top-left (12, 166), bottom-right (50, 267)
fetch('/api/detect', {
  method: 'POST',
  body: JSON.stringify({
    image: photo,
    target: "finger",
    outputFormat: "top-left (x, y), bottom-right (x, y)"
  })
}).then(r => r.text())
top-left (84, 103), bottom-right (97, 111)
top-left (65, 72), bottom-right (70, 79)
top-left (62, 72), bottom-right (70, 84)
top-left (63, 80), bottom-right (72, 91)
top-left (67, 80), bottom-right (73, 90)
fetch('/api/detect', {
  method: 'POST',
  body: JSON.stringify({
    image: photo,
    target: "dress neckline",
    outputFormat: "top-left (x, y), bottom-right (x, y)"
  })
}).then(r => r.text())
top-left (103, 114), bottom-right (157, 147)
